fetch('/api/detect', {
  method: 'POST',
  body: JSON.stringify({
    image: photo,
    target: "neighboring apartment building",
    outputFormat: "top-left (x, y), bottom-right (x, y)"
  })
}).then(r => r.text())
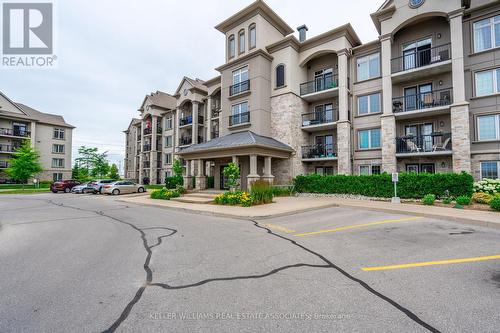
top-left (0, 91), bottom-right (74, 182)
top-left (124, 0), bottom-right (500, 189)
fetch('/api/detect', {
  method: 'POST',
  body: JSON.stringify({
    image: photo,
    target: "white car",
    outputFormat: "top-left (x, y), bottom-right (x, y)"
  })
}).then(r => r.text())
top-left (71, 182), bottom-right (94, 194)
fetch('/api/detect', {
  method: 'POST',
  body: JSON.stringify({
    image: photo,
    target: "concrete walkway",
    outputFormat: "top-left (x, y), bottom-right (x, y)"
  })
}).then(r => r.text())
top-left (118, 194), bottom-right (500, 229)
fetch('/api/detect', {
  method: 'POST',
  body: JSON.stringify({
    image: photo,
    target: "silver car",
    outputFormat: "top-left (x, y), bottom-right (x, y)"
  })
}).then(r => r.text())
top-left (71, 182), bottom-right (95, 194)
top-left (103, 181), bottom-right (146, 195)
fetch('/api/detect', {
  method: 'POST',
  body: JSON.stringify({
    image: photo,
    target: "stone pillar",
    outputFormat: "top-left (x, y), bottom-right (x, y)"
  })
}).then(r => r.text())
top-left (336, 50), bottom-right (352, 175)
top-left (380, 34), bottom-right (397, 174)
top-left (183, 160), bottom-right (193, 190)
top-left (247, 154), bottom-right (261, 189)
top-left (195, 159), bottom-right (207, 190)
top-left (192, 101), bottom-right (199, 144)
top-left (261, 156), bottom-right (274, 185)
top-left (138, 121), bottom-right (144, 184)
top-left (232, 155), bottom-right (238, 165)
top-left (174, 108), bottom-right (180, 147)
top-left (150, 116), bottom-right (158, 184)
top-left (30, 121), bottom-right (36, 148)
top-left (206, 97), bottom-right (212, 141)
top-left (449, 10), bottom-right (471, 174)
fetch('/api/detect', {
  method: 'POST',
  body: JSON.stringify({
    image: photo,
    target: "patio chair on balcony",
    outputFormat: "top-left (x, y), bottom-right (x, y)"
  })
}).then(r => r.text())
top-left (432, 137), bottom-right (450, 151)
top-left (406, 140), bottom-right (421, 153)
top-left (392, 100), bottom-right (403, 113)
top-left (422, 93), bottom-right (434, 108)
top-left (438, 90), bottom-right (451, 106)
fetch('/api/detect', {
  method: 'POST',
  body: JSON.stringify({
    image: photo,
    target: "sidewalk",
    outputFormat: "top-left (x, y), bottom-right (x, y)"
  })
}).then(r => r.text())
top-left (118, 194), bottom-right (500, 229)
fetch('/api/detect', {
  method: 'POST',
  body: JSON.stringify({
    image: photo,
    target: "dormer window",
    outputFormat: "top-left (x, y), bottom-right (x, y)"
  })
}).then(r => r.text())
top-left (238, 30), bottom-right (245, 54)
top-left (228, 35), bottom-right (235, 58)
top-left (249, 24), bottom-right (256, 49)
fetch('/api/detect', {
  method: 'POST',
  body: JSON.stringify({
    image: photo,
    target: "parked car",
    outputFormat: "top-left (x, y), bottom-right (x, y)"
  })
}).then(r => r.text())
top-left (90, 179), bottom-right (115, 194)
top-left (71, 182), bottom-right (95, 194)
top-left (50, 180), bottom-right (81, 193)
top-left (102, 181), bottom-right (145, 195)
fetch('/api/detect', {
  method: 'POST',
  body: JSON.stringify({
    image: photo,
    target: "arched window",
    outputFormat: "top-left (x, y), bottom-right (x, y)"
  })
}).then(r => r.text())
top-left (238, 30), bottom-right (245, 54)
top-left (249, 24), bottom-right (256, 49)
top-left (276, 64), bottom-right (285, 88)
top-left (228, 35), bottom-right (235, 58)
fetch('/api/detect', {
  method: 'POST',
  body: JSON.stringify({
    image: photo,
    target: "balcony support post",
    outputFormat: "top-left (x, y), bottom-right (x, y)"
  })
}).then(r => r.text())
top-left (150, 116), bottom-right (158, 185)
top-left (195, 159), bottom-right (207, 190)
top-left (337, 49), bottom-right (352, 175)
top-left (247, 154), bottom-right (261, 190)
top-left (138, 120), bottom-right (144, 184)
top-left (206, 97), bottom-right (212, 141)
top-left (192, 101), bottom-right (199, 145)
top-left (183, 159), bottom-right (194, 190)
top-left (30, 121), bottom-right (36, 148)
top-left (261, 156), bottom-right (274, 185)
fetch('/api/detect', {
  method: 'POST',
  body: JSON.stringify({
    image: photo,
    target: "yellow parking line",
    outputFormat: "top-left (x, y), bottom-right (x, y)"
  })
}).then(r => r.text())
top-left (294, 217), bottom-right (421, 237)
top-left (362, 254), bottom-right (500, 271)
top-left (262, 223), bottom-right (296, 234)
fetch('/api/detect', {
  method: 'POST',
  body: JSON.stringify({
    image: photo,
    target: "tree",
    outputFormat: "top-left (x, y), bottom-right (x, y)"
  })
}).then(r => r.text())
top-left (75, 146), bottom-right (99, 174)
top-left (91, 153), bottom-right (110, 178)
top-left (7, 140), bottom-right (42, 187)
top-left (223, 162), bottom-right (240, 191)
top-left (108, 164), bottom-right (120, 180)
top-left (172, 159), bottom-right (183, 177)
top-left (74, 146), bottom-right (110, 179)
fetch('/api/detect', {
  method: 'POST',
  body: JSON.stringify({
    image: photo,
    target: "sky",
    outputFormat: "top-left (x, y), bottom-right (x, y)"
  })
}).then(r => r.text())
top-left (1, 0), bottom-right (381, 174)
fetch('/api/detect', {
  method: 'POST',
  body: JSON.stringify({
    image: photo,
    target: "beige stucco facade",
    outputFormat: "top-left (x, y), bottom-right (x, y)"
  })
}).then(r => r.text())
top-left (124, 0), bottom-right (500, 187)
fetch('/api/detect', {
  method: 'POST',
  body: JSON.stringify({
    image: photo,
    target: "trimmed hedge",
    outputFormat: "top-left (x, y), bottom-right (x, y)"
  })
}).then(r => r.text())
top-left (293, 172), bottom-right (473, 199)
top-left (165, 175), bottom-right (183, 189)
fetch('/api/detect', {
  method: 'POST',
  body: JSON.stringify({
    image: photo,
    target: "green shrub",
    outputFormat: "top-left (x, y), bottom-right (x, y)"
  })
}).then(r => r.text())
top-left (271, 185), bottom-right (295, 197)
top-left (490, 197), bottom-right (500, 211)
top-left (176, 185), bottom-right (186, 194)
top-left (473, 178), bottom-right (500, 194)
top-left (214, 191), bottom-right (252, 207)
top-left (223, 163), bottom-right (240, 190)
top-left (422, 194), bottom-right (436, 205)
top-left (250, 180), bottom-right (273, 205)
top-left (150, 188), bottom-right (180, 200)
top-left (442, 197), bottom-right (453, 205)
top-left (165, 175), bottom-right (183, 189)
top-left (293, 172), bottom-right (473, 199)
top-left (472, 192), bottom-right (493, 204)
top-left (456, 195), bottom-right (471, 206)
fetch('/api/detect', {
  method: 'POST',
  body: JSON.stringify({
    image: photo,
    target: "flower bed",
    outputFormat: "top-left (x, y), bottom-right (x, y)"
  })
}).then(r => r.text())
top-left (150, 187), bottom-right (182, 200)
top-left (473, 178), bottom-right (500, 194)
top-left (214, 191), bottom-right (252, 207)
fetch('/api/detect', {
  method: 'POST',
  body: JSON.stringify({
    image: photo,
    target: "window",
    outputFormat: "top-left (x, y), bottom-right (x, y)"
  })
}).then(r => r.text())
top-left (165, 117), bottom-right (173, 130)
top-left (315, 166), bottom-right (334, 175)
top-left (481, 161), bottom-right (500, 179)
top-left (359, 165), bottom-right (381, 175)
top-left (357, 53), bottom-right (380, 81)
top-left (231, 66), bottom-right (249, 95)
top-left (230, 101), bottom-right (249, 125)
top-left (165, 153), bottom-right (172, 165)
top-left (276, 64), bottom-right (285, 88)
top-left (475, 68), bottom-right (500, 96)
top-left (53, 173), bottom-right (63, 181)
top-left (52, 158), bottom-right (64, 168)
top-left (228, 35), bottom-right (235, 58)
top-left (165, 135), bottom-right (173, 147)
top-left (52, 144), bottom-right (65, 153)
top-left (477, 114), bottom-right (500, 140)
top-left (405, 163), bottom-right (435, 173)
top-left (249, 24), bottom-right (256, 49)
top-left (474, 15), bottom-right (500, 53)
top-left (53, 128), bottom-right (65, 140)
top-left (358, 93), bottom-right (381, 115)
top-left (238, 30), bottom-right (245, 54)
top-left (358, 129), bottom-right (381, 149)
top-left (166, 170), bottom-right (172, 178)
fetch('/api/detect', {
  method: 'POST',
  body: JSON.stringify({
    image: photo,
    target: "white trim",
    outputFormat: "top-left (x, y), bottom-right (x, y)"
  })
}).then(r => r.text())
top-left (477, 114), bottom-right (500, 141)
top-left (357, 92), bottom-right (381, 115)
top-left (475, 68), bottom-right (500, 97)
top-left (473, 15), bottom-right (500, 53)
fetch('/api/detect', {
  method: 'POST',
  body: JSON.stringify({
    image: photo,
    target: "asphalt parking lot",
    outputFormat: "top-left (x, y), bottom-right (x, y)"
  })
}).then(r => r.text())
top-left (0, 193), bottom-right (499, 332)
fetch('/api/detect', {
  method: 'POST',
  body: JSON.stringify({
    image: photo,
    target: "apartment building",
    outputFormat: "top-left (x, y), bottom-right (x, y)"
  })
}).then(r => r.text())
top-left (0, 91), bottom-right (74, 182)
top-left (124, 0), bottom-right (500, 189)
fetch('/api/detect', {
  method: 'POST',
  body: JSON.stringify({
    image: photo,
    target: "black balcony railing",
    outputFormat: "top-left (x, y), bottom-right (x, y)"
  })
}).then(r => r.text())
top-left (396, 133), bottom-right (452, 154)
top-left (179, 137), bottom-right (192, 146)
top-left (0, 128), bottom-right (30, 137)
top-left (229, 112), bottom-right (250, 126)
top-left (143, 144), bottom-right (151, 152)
top-left (393, 88), bottom-right (453, 113)
top-left (197, 136), bottom-right (204, 144)
top-left (137, 134), bottom-right (141, 141)
top-left (300, 74), bottom-right (339, 96)
top-left (157, 160), bottom-right (162, 168)
top-left (229, 80), bottom-right (250, 96)
top-left (157, 127), bottom-right (162, 134)
top-left (143, 128), bottom-right (152, 135)
top-left (0, 161), bottom-right (8, 168)
top-left (211, 131), bottom-right (219, 139)
top-left (302, 108), bottom-right (339, 127)
top-left (301, 144), bottom-right (337, 159)
top-left (143, 161), bottom-right (150, 168)
top-left (211, 103), bottom-right (221, 118)
top-left (391, 43), bottom-right (451, 74)
top-left (180, 115), bottom-right (193, 126)
top-left (198, 115), bottom-right (204, 125)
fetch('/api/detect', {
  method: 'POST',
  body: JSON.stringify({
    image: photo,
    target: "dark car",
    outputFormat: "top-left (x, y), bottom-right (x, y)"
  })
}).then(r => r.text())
top-left (50, 180), bottom-right (81, 193)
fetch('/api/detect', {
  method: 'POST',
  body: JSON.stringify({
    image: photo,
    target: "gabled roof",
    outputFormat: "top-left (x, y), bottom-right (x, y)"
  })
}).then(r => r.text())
top-left (15, 103), bottom-right (75, 128)
top-left (173, 76), bottom-right (208, 97)
top-left (123, 118), bottom-right (141, 133)
top-left (0, 91), bottom-right (28, 115)
top-left (139, 91), bottom-right (176, 112)
top-left (377, 0), bottom-right (393, 12)
top-left (178, 130), bottom-right (293, 154)
top-left (215, 0), bottom-right (293, 36)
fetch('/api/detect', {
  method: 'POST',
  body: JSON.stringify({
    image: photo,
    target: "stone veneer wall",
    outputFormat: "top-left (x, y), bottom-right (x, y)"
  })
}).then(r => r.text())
top-left (381, 114), bottom-right (397, 173)
top-left (336, 121), bottom-right (352, 174)
top-left (270, 93), bottom-right (308, 184)
top-left (450, 104), bottom-right (471, 173)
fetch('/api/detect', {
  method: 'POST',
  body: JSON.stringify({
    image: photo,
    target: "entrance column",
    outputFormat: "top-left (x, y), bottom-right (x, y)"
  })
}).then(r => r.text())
top-left (247, 154), bottom-right (261, 189)
top-left (183, 159), bottom-right (193, 190)
top-left (262, 156), bottom-right (274, 185)
top-left (195, 159), bottom-right (207, 190)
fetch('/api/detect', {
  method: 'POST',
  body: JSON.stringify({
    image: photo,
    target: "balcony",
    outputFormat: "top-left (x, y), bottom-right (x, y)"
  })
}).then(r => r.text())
top-left (301, 144), bottom-right (338, 161)
top-left (211, 131), bottom-right (219, 139)
top-left (211, 103), bottom-right (221, 118)
top-left (229, 112), bottom-right (250, 127)
top-left (143, 161), bottom-right (150, 168)
top-left (229, 80), bottom-right (250, 97)
top-left (179, 115), bottom-right (192, 127)
top-left (391, 43), bottom-right (452, 83)
top-left (301, 108), bottom-right (339, 132)
top-left (392, 88), bottom-right (453, 119)
top-left (300, 74), bottom-right (339, 102)
top-left (179, 137), bottom-right (192, 146)
top-left (157, 127), bottom-right (162, 134)
top-left (0, 128), bottom-right (30, 138)
top-left (143, 144), bottom-right (151, 152)
top-left (143, 128), bottom-right (152, 135)
top-left (137, 134), bottom-right (141, 142)
top-left (0, 161), bottom-right (8, 168)
top-left (157, 160), bottom-right (162, 168)
top-left (0, 144), bottom-right (19, 153)
top-left (396, 133), bottom-right (452, 156)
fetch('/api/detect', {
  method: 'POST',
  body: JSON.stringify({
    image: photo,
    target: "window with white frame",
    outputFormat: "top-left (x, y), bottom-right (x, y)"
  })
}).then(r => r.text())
top-left (477, 114), bottom-right (500, 140)
top-left (53, 173), bottom-right (63, 181)
top-left (358, 93), bottom-right (381, 115)
top-left (52, 158), bottom-right (64, 168)
top-left (230, 101), bottom-right (249, 125)
top-left (53, 128), bottom-right (65, 140)
top-left (165, 135), bottom-right (173, 147)
top-left (165, 153), bottom-right (172, 165)
top-left (480, 161), bottom-right (500, 179)
top-left (52, 144), bottom-right (65, 153)
top-left (358, 129), bottom-right (381, 149)
top-left (249, 24), bottom-right (256, 49)
top-left (357, 53), bottom-right (380, 81)
top-left (475, 68), bottom-right (500, 96)
top-left (232, 66), bottom-right (248, 85)
top-left (238, 30), bottom-right (245, 54)
top-left (474, 15), bottom-right (500, 53)
top-left (228, 35), bottom-right (235, 58)
top-left (165, 117), bottom-right (173, 130)
top-left (359, 165), bottom-right (381, 175)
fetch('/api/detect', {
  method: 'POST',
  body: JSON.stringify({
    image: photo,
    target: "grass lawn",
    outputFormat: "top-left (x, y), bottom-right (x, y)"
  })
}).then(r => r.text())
top-left (145, 185), bottom-right (164, 190)
top-left (0, 184), bottom-right (51, 189)
top-left (0, 188), bottom-right (51, 194)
